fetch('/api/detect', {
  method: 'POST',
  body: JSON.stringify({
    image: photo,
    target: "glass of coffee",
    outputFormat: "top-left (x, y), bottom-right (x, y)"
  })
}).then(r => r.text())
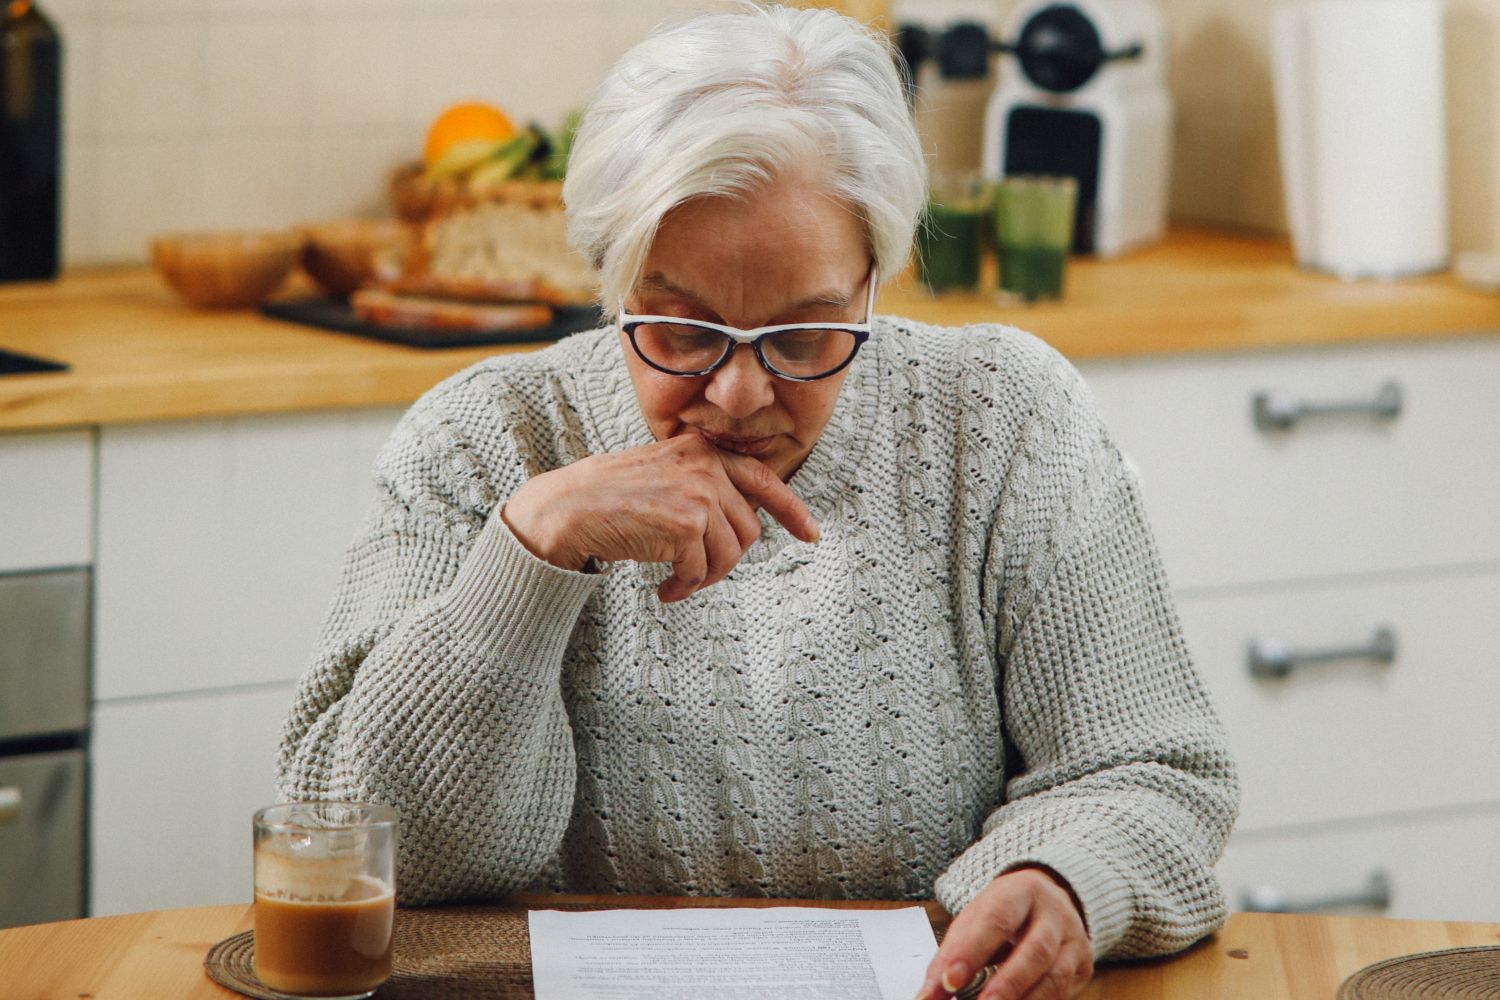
top-left (993, 175), bottom-right (1077, 302)
top-left (252, 802), bottom-right (398, 999)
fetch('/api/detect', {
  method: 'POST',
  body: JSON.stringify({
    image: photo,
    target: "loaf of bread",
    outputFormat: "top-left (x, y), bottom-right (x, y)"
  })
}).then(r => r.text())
top-left (350, 288), bottom-right (553, 332)
top-left (387, 169), bottom-right (597, 307)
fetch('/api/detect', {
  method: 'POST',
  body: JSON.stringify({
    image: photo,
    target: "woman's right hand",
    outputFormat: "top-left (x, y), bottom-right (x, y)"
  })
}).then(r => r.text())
top-left (501, 434), bottom-right (821, 602)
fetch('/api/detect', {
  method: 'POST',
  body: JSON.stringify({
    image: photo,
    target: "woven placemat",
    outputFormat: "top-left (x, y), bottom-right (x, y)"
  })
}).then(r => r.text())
top-left (1337, 946), bottom-right (1500, 999)
top-left (206, 904), bottom-right (538, 999)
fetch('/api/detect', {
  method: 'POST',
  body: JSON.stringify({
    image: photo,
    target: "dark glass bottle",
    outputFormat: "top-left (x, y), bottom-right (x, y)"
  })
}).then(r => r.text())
top-left (1, 0), bottom-right (61, 282)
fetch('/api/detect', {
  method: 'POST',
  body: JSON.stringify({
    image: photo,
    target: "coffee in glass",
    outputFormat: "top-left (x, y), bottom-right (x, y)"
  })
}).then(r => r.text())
top-left (252, 802), bottom-right (398, 999)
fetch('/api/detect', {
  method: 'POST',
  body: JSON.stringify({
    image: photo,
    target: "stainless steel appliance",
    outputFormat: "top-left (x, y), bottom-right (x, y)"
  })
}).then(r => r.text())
top-left (0, 568), bottom-right (88, 928)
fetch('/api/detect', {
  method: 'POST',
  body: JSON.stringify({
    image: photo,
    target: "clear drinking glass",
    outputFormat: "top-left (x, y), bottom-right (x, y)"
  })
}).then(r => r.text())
top-left (993, 175), bottom-right (1078, 301)
top-left (252, 802), bottom-right (398, 999)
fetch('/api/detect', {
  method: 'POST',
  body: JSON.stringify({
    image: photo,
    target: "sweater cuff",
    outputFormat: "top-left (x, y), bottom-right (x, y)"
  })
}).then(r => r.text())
top-left (437, 511), bottom-right (603, 661)
top-left (935, 837), bottom-right (1135, 962)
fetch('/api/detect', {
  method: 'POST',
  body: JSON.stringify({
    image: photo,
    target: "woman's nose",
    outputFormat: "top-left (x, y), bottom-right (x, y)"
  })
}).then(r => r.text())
top-left (703, 343), bottom-right (776, 418)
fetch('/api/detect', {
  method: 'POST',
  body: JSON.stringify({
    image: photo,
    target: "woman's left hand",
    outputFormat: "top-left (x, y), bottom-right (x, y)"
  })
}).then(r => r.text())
top-left (916, 867), bottom-right (1093, 1000)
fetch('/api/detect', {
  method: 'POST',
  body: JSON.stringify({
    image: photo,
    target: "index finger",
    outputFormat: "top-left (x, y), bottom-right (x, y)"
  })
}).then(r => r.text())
top-left (716, 451), bottom-right (821, 543)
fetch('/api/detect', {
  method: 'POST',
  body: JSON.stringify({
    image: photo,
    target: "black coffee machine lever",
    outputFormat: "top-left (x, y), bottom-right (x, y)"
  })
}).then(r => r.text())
top-left (995, 4), bottom-right (1145, 93)
top-left (896, 5), bottom-right (1145, 92)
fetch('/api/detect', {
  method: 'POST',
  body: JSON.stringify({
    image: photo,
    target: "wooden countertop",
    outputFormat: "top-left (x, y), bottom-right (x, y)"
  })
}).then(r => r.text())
top-left (1, 894), bottom-right (1497, 1000)
top-left (2, 226), bottom-right (1497, 432)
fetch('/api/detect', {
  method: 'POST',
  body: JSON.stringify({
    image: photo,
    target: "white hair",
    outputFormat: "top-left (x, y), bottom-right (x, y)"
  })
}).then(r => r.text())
top-left (562, 2), bottom-right (926, 314)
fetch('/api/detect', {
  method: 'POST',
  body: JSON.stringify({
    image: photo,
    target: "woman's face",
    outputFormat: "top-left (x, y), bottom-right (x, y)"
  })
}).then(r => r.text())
top-left (620, 173), bottom-right (872, 481)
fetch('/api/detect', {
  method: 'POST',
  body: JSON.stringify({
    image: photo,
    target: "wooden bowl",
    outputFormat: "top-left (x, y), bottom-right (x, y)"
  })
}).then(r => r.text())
top-left (150, 231), bottom-right (302, 309)
top-left (299, 218), bottom-right (412, 298)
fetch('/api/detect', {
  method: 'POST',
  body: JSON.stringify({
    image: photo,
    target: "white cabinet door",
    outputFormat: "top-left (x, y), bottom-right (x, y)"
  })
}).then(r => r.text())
top-left (90, 684), bottom-right (293, 917)
top-left (1218, 805), bottom-right (1500, 923)
top-left (0, 429), bottom-right (94, 573)
top-left (1079, 338), bottom-right (1500, 591)
top-left (1176, 567), bottom-right (1500, 832)
top-left (93, 408), bottom-right (402, 700)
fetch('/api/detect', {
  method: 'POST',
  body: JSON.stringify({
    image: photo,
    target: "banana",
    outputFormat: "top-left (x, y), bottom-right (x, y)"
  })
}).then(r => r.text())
top-left (426, 138), bottom-right (510, 181)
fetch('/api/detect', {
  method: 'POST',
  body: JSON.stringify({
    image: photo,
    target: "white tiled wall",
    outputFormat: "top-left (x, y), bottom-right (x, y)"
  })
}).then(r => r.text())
top-left (1155, 0), bottom-right (1500, 252)
top-left (52, 0), bottom-right (1500, 267)
top-left (50, 0), bottom-right (717, 267)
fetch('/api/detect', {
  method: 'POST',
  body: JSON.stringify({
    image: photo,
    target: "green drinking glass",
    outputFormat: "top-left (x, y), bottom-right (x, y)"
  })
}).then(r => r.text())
top-left (993, 175), bottom-right (1078, 302)
top-left (916, 174), bottom-right (988, 294)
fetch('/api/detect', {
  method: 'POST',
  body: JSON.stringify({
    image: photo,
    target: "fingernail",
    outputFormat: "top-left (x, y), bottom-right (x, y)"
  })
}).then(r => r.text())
top-left (940, 963), bottom-right (969, 994)
top-left (808, 521), bottom-right (821, 543)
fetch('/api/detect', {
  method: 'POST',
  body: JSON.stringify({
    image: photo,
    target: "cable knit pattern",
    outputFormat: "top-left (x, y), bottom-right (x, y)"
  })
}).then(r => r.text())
top-left (701, 584), bottom-right (768, 896)
top-left (278, 316), bottom-right (1239, 962)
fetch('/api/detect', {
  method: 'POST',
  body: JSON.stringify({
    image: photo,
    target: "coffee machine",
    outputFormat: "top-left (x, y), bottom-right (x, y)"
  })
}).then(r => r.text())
top-left (981, 0), bottom-right (1171, 256)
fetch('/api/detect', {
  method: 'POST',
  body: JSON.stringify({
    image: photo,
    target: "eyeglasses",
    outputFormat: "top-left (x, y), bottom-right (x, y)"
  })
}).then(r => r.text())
top-left (618, 266), bottom-right (876, 382)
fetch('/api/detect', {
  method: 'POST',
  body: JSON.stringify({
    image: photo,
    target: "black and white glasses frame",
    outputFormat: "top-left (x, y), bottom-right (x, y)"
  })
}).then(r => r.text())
top-left (617, 264), bottom-right (877, 382)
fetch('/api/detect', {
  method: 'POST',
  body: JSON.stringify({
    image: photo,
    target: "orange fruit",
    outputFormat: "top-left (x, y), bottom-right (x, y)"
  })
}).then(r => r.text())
top-left (423, 101), bottom-right (517, 169)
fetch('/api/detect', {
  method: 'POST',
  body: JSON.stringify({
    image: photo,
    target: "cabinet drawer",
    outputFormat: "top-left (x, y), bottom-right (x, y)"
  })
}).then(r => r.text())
top-left (0, 430), bottom-right (93, 573)
top-left (1079, 337), bottom-right (1500, 590)
top-left (1176, 568), bottom-right (1500, 831)
top-left (1218, 805), bottom-right (1500, 923)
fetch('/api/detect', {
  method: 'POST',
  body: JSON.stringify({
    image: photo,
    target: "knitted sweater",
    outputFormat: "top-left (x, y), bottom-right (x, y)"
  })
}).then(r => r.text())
top-left (277, 316), bottom-right (1239, 961)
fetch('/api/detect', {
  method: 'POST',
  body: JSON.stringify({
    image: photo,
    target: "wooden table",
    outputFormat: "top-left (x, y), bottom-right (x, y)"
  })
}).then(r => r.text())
top-left (2, 894), bottom-right (1497, 999)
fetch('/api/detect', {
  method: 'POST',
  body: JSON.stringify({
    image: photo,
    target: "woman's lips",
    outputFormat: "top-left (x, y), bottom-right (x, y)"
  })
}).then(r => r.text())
top-left (696, 428), bottom-right (777, 457)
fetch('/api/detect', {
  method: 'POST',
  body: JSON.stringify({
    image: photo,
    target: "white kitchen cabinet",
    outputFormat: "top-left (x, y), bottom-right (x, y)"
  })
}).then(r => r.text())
top-left (87, 406), bottom-right (403, 916)
top-left (93, 407), bottom-right (403, 700)
top-left (0, 429), bottom-right (94, 573)
top-left (90, 684), bottom-right (293, 916)
top-left (1078, 333), bottom-right (1500, 917)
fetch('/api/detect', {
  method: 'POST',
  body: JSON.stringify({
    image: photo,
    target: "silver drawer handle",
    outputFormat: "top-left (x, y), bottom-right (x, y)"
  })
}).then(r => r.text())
top-left (1241, 870), bottom-right (1391, 914)
top-left (1249, 625), bottom-right (1396, 679)
top-left (1253, 381), bottom-right (1402, 431)
top-left (0, 786), bottom-right (20, 824)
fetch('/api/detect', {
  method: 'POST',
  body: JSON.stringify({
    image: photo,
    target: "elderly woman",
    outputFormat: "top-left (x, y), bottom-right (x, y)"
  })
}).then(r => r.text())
top-left (278, 5), bottom-right (1237, 999)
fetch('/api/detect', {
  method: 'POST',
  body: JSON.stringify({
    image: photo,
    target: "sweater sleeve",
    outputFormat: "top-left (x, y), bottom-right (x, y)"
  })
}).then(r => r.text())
top-left (276, 395), bottom-right (601, 904)
top-left (934, 363), bottom-right (1240, 961)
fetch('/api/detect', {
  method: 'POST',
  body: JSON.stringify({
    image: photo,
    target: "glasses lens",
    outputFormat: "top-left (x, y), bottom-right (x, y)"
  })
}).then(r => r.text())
top-left (630, 322), bottom-right (729, 374)
top-left (761, 328), bottom-right (860, 379)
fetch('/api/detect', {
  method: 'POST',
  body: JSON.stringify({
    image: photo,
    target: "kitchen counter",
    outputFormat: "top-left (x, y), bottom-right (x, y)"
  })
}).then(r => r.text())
top-left (2, 226), bottom-right (1497, 432)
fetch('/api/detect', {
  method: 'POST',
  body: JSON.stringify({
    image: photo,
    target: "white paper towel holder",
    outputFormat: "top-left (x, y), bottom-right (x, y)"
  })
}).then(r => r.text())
top-left (1272, 0), bottom-right (1448, 280)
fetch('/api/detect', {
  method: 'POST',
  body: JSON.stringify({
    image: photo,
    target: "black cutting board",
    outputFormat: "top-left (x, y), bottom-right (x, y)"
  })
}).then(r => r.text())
top-left (0, 347), bottom-right (68, 375)
top-left (261, 298), bottom-right (606, 349)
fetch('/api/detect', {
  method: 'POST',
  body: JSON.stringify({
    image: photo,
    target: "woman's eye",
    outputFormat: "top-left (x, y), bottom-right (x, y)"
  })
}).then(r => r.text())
top-left (772, 330), bottom-right (828, 359)
top-left (664, 325), bottom-right (721, 349)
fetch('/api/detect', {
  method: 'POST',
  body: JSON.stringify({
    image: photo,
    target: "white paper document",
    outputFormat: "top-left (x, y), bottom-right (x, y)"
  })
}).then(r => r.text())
top-left (528, 905), bottom-right (938, 1000)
